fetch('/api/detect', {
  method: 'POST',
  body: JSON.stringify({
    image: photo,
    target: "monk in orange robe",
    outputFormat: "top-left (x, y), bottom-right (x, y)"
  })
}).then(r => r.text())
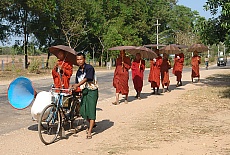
top-left (148, 49), bottom-right (162, 94)
top-left (113, 50), bottom-right (131, 105)
top-left (191, 50), bottom-right (201, 82)
top-left (172, 52), bottom-right (184, 86)
top-left (52, 50), bottom-right (73, 90)
top-left (131, 53), bottom-right (145, 99)
top-left (161, 53), bottom-right (171, 93)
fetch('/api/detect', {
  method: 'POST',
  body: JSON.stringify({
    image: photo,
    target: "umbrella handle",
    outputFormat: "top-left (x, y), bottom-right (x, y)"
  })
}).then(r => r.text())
top-left (139, 59), bottom-right (141, 69)
top-left (122, 56), bottom-right (124, 68)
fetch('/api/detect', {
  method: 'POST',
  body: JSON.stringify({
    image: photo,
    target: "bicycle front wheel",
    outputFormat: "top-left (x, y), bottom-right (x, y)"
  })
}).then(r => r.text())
top-left (38, 104), bottom-right (61, 145)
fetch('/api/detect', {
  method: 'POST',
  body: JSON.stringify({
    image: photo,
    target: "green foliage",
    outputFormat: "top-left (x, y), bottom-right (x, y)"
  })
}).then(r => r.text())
top-left (28, 58), bottom-right (41, 74)
top-left (1, 0), bottom-right (220, 67)
top-left (48, 57), bottom-right (57, 69)
top-left (205, 0), bottom-right (230, 46)
top-left (18, 57), bottom-right (22, 63)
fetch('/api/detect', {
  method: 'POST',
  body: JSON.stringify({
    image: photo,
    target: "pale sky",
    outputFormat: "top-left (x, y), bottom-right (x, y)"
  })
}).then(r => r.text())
top-left (177, 0), bottom-right (220, 19)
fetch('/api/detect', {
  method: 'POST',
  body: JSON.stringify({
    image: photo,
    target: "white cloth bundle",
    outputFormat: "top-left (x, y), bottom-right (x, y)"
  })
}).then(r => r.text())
top-left (31, 91), bottom-right (52, 121)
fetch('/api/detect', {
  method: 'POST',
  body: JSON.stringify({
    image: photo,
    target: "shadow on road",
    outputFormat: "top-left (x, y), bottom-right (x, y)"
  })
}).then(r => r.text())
top-left (93, 119), bottom-right (114, 136)
top-left (202, 73), bottom-right (230, 99)
top-left (28, 123), bottom-right (38, 131)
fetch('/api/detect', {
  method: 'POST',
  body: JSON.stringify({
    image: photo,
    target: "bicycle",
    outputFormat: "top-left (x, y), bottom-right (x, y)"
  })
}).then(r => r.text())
top-left (38, 87), bottom-right (81, 145)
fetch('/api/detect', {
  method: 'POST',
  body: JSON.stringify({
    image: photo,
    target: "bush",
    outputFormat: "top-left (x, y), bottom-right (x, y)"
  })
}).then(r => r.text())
top-left (28, 58), bottom-right (41, 74)
top-left (48, 57), bottom-right (58, 69)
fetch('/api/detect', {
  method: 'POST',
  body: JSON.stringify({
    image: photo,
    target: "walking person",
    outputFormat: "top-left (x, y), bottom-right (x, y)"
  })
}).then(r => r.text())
top-left (172, 52), bottom-right (184, 87)
top-left (161, 53), bottom-right (171, 93)
top-left (205, 56), bottom-right (209, 70)
top-left (148, 49), bottom-right (162, 95)
top-left (191, 50), bottom-right (201, 82)
top-left (112, 50), bottom-right (131, 105)
top-left (72, 52), bottom-right (98, 139)
top-left (131, 53), bottom-right (145, 99)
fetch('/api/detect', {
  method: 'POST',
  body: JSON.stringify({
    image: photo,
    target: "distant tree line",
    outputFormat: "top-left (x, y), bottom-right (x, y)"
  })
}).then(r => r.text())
top-left (0, 0), bottom-right (228, 68)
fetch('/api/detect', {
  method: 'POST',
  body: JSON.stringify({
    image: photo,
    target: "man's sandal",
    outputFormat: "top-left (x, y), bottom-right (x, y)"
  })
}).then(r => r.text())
top-left (86, 135), bottom-right (92, 139)
top-left (112, 102), bottom-right (119, 105)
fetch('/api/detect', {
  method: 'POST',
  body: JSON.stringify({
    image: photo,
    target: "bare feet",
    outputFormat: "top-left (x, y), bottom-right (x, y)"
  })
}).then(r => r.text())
top-left (86, 134), bottom-right (92, 139)
top-left (112, 101), bottom-right (119, 105)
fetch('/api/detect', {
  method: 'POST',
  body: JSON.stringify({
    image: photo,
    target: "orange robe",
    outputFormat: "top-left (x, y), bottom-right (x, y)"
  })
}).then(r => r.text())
top-left (113, 56), bottom-right (131, 95)
top-left (173, 53), bottom-right (184, 81)
top-left (191, 55), bottom-right (201, 78)
top-left (161, 59), bottom-right (171, 86)
top-left (52, 60), bottom-right (73, 89)
top-left (148, 56), bottom-right (163, 88)
top-left (131, 59), bottom-right (145, 92)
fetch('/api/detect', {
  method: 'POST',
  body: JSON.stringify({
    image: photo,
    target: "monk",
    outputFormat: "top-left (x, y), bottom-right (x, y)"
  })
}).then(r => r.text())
top-left (161, 53), bottom-right (171, 93)
top-left (112, 50), bottom-right (131, 105)
top-left (52, 50), bottom-right (73, 90)
top-left (148, 49), bottom-right (162, 95)
top-left (191, 50), bottom-right (201, 82)
top-left (172, 52), bottom-right (184, 86)
top-left (131, 53), bottom-right (145, 99)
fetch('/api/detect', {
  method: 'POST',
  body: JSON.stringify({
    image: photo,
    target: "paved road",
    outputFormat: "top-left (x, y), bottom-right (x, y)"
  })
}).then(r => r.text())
top-left (0, 61), bottom-right (228, 135)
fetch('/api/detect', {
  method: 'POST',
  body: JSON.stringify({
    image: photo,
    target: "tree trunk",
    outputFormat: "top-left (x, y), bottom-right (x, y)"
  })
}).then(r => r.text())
top-left (101, 48), bottom-right (104, 67)
top-left (46, 52), bottom-right (51, 69)
top-left (23, 10), bottom-right (28, 69)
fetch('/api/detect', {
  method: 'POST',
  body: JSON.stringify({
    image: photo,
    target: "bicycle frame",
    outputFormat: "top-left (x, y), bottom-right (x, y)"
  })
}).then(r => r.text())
top-left (50, 88), bottom-right (81, 122)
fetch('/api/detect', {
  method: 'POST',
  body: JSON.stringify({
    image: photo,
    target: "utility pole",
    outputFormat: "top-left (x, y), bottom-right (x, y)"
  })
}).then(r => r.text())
top-left (154, 19), bottom-right (161, 49)
top-left (224, 44), bottom-right (226, 56)
top-left (218, 45), bottom-right (219, 57)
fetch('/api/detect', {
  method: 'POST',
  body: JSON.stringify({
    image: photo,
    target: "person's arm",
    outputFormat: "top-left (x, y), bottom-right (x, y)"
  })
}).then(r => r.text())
top-left (156, 57), bottom-right (163, 68)
top-left (72, 65), bottom-right (94, 90)
top-left (123, 57), bottom-right (131, 70)
top-left (178, 57), bottom-right (184, 63)
top-left (62, 62), bottom-right (73, 78)
top-left (52, 61), bottom-right (60, 77)
top-left (72, 78), bottom-right (87, 90)
top-left (131, 61), bottom-right (135, 71)
top-left (198, 56), bottom-right (201, 64)
top-left (140, 60), bottom-right (145, 70)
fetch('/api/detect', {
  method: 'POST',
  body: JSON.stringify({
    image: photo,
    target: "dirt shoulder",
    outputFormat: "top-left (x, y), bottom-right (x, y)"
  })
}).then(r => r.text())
top-left (0, 67), bottom-right (230, 155)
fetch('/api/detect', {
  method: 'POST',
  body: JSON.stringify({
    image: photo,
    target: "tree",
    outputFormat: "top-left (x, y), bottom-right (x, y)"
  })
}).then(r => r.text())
top-left (205, 0), bottom-right (230, 46)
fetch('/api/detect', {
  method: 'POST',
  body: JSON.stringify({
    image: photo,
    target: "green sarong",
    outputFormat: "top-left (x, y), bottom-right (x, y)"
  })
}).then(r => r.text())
top-left (80, 88), bottom-right (98, 120)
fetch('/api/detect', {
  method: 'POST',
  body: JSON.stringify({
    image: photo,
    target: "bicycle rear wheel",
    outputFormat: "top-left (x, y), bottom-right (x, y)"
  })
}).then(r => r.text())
top-left (38, 104), bottom-right (61, 145)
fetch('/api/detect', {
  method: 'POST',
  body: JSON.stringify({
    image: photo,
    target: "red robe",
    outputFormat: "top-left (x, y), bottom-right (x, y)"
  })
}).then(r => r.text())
top-left (191, 55), bottom-right (201, 78)
top-left (161, 59), bottom-right (171, 86)
top-left (173, 53), bottom-right (184, 81)
top-left (113, 56), bottom-right (131, 95)
top-left (148, 56), bottom-right (163, 88)
top-left (52, 60), bottom-right (73, 89)
top-left (131, 59), bottom-right (145, 92)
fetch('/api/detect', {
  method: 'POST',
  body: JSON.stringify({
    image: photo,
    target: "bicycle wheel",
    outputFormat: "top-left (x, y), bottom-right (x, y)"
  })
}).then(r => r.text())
top-left (38, 104), bottom-right (61, 145)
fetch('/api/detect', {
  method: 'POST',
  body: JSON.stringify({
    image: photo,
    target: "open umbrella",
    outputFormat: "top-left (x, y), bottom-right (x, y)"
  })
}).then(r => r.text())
top-left (171, 44), bottom-right (188, 49)
top-left (144, 44), bottom-right (166, 48)
top-left (108, 46), bottom-right (137, 51)
top-left (108, 46), bottom-right (157, 59)
top-left (49, 45), bottom-right (77, 65)
top-left (159, 44), bottom-right (181, 54)
top-left (188, 43), bottom-right (208, 53)
top-left (126, 46), bottom-right (157, 59)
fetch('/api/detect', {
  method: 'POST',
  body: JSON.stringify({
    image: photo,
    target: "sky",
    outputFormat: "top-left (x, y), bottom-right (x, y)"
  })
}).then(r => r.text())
top-left (177, 0), bottom-right (219, 19)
